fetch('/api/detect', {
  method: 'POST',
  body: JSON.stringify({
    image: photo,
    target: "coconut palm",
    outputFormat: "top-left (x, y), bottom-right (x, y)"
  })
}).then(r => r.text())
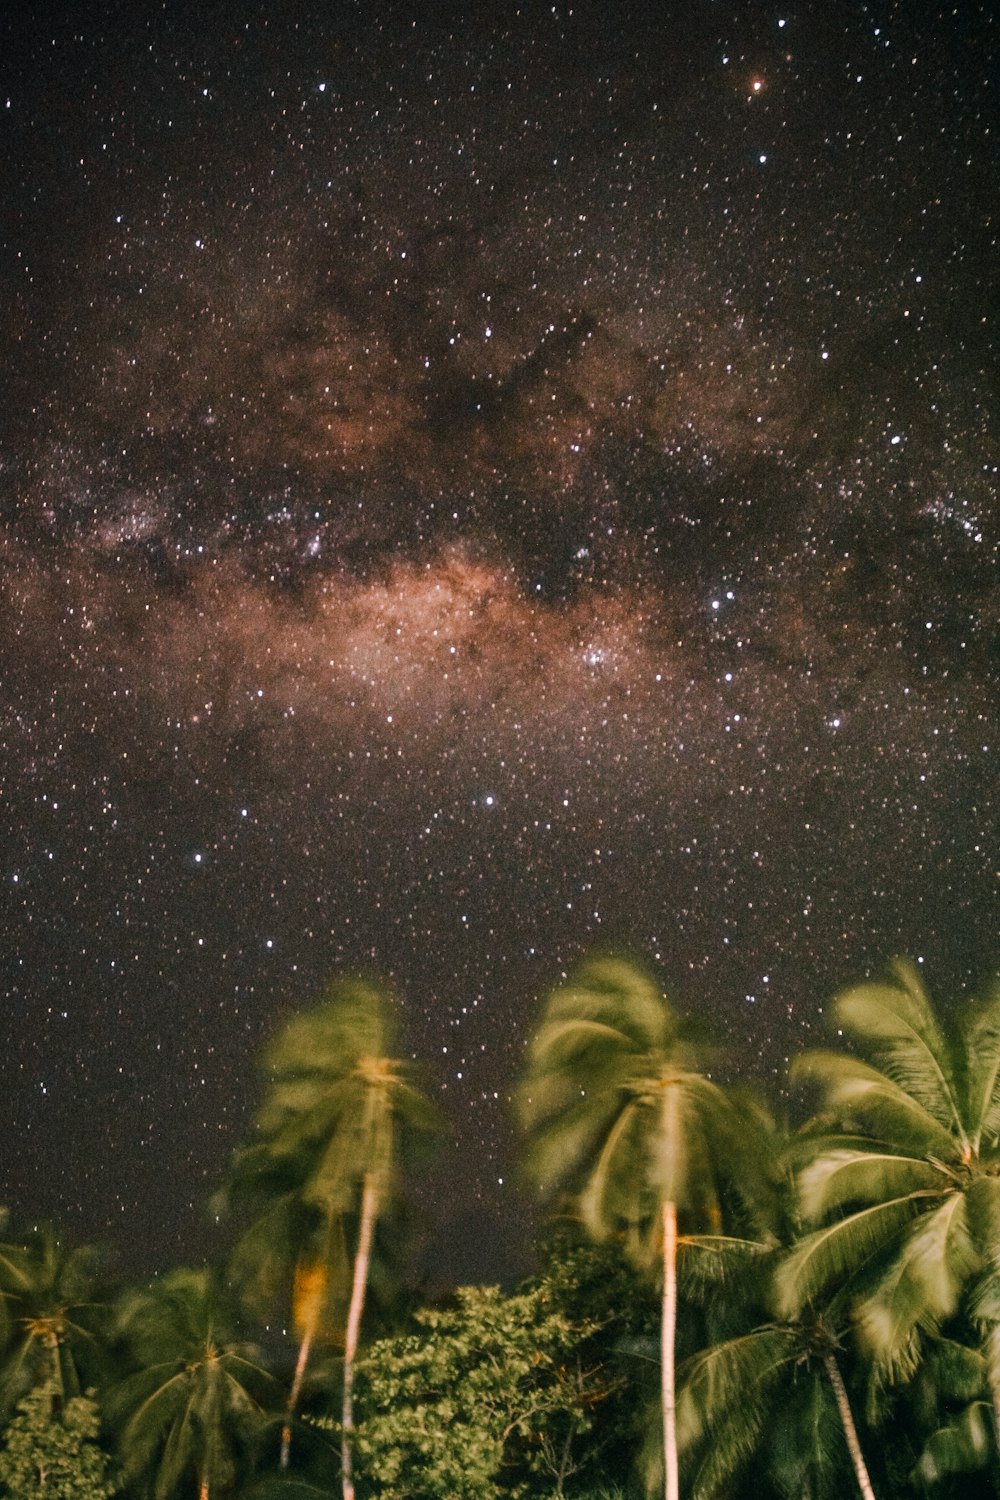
top-left (517, 956), bottom-right (745, 1500)
top-left (0, 1223), bottom-right (107, 1418)
top-left (678, 1221), bottom-right (880, 1497)
top-left (220, 1141), bottom-right (349, 1472)
top-left (777, 961), bottom-right (1000, 1428)
top-left (675, 1107), bottom-right (880, 1500)
top-left (223, 977), bottom-right (438, 1497)
top-left (678, 1309), bottom-right (878, 1500)
top-left (107, 1266), bottom-right (279, 1500)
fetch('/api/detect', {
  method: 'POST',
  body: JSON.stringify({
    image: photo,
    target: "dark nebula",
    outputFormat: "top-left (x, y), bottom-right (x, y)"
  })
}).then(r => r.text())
top-left (0, 0), bottom-right (996, 1284)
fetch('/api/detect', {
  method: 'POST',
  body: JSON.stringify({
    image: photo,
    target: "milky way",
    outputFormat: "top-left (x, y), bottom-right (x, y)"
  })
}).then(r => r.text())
top-left (0, 0), bottom-right (996, 1283)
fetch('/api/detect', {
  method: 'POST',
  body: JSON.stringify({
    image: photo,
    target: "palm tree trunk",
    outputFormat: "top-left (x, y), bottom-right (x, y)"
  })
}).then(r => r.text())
top-left (280, 1317), bottom-right (317, 1469)
top-left (821, 1350), bottom-right (877, 1500)
top-left (342, 1173), bottom-right (378, 1500)
top-left (661, 1197), bottom-right (678, 1500)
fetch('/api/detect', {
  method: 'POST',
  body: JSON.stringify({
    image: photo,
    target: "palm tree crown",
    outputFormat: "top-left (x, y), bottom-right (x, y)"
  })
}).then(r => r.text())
top-left (108, 1266), bottom-right (278, 1500)
top-left (517, 956), bottom-right (742, 1500)
top-left (0, 1224), bottom-right (106, 1419)
top-left (223, 977), bottom-right (438, 1492)
top-left (517, 957), bottom-right (734, 1258)
top-left (779, 959), bottom-right (1000, 1391)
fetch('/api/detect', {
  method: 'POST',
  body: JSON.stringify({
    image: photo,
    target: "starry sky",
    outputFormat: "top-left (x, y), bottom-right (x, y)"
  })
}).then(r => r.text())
top-left (0, 0), bottom-right (996, 1286)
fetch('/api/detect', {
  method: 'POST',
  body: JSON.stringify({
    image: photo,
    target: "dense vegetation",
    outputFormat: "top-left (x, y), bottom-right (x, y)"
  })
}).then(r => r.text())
top-left (1, 956), bottom-right (999, 1499)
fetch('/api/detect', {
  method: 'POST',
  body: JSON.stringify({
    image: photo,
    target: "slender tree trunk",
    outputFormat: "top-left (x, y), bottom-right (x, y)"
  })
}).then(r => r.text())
top-left (662, 1197), bottom-right (678, 1500)
top-left (342, 1173), bottom-right (378, 1500)
top-left (822, 1350), bottom-right (877, 1500)
top-left (199, 1473), bottom-right (210, 1500)
top-left (280, 1317), bottom-right (317, 1469)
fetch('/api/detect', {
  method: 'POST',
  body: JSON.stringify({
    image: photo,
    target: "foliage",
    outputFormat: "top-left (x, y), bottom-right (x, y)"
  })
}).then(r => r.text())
top-left (0, 1382), bottom-right (117, 1498)
top-left (678, 1318), bottom-right (873, 1500)
top-left (220, 977), bottom-right (439, 1478)
top-left (0, 957), bottom-right (996, 1498)
top-left (0, 1225), bottom-right (108, 1419)
top-left (348, 1281), bottom-right (609, 1498)
top-left (106, 1266), bottom-right (279, 1500)
top-left (224, 980), bottom-right (438, 1294)
top-left (778, 961), bottom-right (1000, 1387)
top-left (517, 957), bottom-right (744, 1263)
top-left (517, 955), bottom-right (755, 1500)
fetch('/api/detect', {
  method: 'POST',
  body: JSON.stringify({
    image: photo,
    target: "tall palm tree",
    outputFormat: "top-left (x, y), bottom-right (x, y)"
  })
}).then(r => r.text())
top-left (517, 956), bottom-right (744, 1500)
top-left (223, 977), bottom-right (438, 1497)
top-left (777, 961), bottom-right (1000, 1428)
top-left (0, 1223), bottom-right (106, 1418)
top-left (107, 1266), bottom-right (279, 1500)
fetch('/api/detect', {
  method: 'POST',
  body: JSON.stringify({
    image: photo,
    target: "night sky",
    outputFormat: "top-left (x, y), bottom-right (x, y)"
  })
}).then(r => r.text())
top-left (1, 0), bottom-right (996, 1286)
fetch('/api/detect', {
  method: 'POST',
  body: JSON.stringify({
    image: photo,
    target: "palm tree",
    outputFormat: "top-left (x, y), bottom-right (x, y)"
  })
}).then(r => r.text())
top-left (777, 961), bottom-right (1000, 1431)
top-left (0, 1223), bottom-right (106, 1418)
top-left (676, 1108), bottom-right (880, 1500)
top-left (107, 1266), bottom-right (279, 1500)
top-left (223, 977), bottom-right (438, 1497)
top-left (678, 1310), bottom-right (878, 1500)
top-left (517, 956), bottom-right (744, 1500)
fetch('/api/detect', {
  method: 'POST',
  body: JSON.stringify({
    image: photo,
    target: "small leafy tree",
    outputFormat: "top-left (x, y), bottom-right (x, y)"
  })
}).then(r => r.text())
top-left (349, 1282), bottom-right (609, 1498)
top-left (0, 1382), bottom-right (117, 1498)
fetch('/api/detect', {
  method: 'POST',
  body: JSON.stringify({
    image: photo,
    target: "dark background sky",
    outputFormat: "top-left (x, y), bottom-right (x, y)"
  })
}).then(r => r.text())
top-left (0, 0), bottom-right (996, 1286)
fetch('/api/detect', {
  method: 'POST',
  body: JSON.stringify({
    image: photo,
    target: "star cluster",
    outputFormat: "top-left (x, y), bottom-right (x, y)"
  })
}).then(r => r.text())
top-left (0, 0), bottom-right (996, 1283)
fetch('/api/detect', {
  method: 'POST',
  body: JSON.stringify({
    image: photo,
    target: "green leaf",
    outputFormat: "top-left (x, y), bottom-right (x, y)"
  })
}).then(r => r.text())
top-left (963, 990), bottom-right (1000, 1146)
top-left (797, 1146), bottom-right (945, 1222)
top-left (776, 1194), bottom-right (930, 1318)
top-left (858, 1193), bottom-right (980, 1372)
top-left (792, 1051), bottom-right (956, 1158)
top-left (833, 961), bottom-right (963, 1138)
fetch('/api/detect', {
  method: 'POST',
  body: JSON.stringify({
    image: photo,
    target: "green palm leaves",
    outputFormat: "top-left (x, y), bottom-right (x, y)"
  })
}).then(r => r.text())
top-left (779, 961), bottom-right (1000, 1390)
top-left (221, 977), bottom-right (438, 1492)
top-left (518, 956), bottom-right (740, 1500)
top-left (108, 1267), bottom-right (278, 1500)
top-left (0, 1224), bottom-right (106, 1420)
top-left (518, 958), bottom-right (733, 1257)
top-left (678, 1320), bottom-right (858, 1500)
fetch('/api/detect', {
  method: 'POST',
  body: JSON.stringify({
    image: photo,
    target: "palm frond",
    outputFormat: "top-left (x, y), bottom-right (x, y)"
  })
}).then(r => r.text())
top-left (578, 1100), bottom-right (645, 1236)
top-left (519, 1090), bottom-right (623, 1196)
top-left (792, 1050), bottom-right (956, 1157)
top-left (858, 1192), bottom-right (979, 1372)
top-left (678, 1327), bottom-right (801, 1498)
top-left (963, 989), bottom-right (1000, 1146)
top-left (797, 1146), bottom-right (946, 1222)
top-left (921, 1332), bottom-right (988, 1402)
top-left (776, 1194), bottom-right (931, 1318)
top-left (678, 1234), bottom-right (774, 1297)
top-left (680, 1324), bottom-right (797, 1439)
top-left (964, 1174), bottom-right (1000, 1273)
top-left (833, 961), bottom-right (963, 1137)
top-left (915, 1401), bottom-right (994, 1484)
top-left (543, 956), bottom-right (673, 1054)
